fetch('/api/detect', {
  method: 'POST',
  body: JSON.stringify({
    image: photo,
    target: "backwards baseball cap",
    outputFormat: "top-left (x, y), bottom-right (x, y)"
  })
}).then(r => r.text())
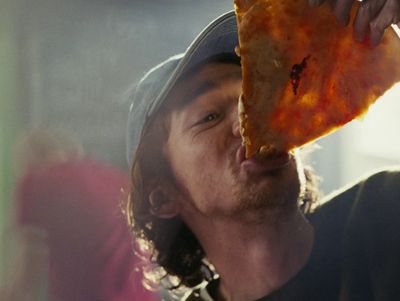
top-left (126, 10), bottom-right (238, 166)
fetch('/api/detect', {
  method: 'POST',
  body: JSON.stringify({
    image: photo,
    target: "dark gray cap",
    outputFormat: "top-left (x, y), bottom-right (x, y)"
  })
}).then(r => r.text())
top-left (126, 10), bottom-right (238, 166)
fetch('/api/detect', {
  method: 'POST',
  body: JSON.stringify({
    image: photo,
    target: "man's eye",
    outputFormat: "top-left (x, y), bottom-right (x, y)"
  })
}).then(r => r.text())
top-left (199, 113), bottom-right (220, 124)
top-left (190, 112), bottom-right (222, 129)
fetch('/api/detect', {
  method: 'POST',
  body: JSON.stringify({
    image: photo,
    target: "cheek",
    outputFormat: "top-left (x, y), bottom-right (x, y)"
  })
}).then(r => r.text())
top-left (180, 144), bottom-right (219, 184)
top-left (170, 143), bottom-right (228, 203)
top-left (168, 141), bottom-right (209, 184)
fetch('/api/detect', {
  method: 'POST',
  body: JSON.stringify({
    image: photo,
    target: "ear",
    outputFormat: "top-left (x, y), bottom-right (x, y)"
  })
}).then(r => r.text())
top-left (149, 186), bottom-right (180, 219)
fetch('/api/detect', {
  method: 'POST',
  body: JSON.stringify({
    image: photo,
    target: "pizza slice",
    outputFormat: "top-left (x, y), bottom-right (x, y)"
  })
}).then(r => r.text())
top-left (234, 0), bottom-right (400, 158)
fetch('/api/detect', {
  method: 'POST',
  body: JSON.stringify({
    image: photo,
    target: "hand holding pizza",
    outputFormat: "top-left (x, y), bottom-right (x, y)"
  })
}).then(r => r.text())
top-left (310, 0), bottom-right (400, 45)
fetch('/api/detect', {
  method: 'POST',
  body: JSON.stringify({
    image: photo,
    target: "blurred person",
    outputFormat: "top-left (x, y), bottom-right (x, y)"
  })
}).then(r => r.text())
top-left (1, 226), bottom-right (49, 301)
top-left (125, 1), bottom-right (400, 301)
top-left (14, 128), bottom-right (159, 301)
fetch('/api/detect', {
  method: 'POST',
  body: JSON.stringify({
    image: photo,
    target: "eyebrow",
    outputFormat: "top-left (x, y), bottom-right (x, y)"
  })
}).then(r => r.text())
top-left (181, 71), bottom-right (242, 107)
top-left (185, 81), bottom-right (218, 103)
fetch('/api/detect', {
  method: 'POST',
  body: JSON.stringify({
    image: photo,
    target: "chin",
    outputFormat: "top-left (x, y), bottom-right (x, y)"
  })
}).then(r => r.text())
top-left (233, 161), bottom-right (302, 214)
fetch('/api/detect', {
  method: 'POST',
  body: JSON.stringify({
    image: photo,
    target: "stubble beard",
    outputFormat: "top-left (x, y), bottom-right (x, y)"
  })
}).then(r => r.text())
top-left (227, 162), bottom-right (303, 219)
top-left (219, 147), bottom-right (304, 220)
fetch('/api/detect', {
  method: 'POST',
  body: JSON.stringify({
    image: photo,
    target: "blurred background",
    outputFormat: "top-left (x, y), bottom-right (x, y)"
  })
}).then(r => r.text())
top-left (1, 0), bottom-right (399, 300)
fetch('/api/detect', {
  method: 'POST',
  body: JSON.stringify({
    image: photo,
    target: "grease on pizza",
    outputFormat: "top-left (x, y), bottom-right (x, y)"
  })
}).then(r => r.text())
top-left (234, 0), bottom-right (400, 158)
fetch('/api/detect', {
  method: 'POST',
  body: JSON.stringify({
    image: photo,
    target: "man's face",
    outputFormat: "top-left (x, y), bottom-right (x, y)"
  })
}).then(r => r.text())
top-left (163, 62), bottom-right (304, 220)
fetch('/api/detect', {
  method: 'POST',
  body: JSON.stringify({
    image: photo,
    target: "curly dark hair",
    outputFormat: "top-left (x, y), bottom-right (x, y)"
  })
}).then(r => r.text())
top-left (126, 55), bottom-right (320, 291)
top-left (127, 107), bottom-right (212, 289)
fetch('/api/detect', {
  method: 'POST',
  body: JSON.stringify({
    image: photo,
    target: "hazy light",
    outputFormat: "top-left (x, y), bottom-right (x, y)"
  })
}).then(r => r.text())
top-left (352, 83), bottom-right (400, 160)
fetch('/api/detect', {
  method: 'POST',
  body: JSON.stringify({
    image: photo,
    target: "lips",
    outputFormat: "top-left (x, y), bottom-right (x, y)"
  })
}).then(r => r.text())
top-left (236, 144), bottom-right (292, 174)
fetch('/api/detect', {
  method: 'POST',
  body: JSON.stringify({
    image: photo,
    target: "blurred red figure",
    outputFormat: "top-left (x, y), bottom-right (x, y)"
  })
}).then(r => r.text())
top-left (15, 129), bottom-right (159, 301)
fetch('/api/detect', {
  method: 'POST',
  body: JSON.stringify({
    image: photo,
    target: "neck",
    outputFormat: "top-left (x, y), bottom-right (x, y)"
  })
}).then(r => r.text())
top-left (192, 205), bottom-right (314, 301)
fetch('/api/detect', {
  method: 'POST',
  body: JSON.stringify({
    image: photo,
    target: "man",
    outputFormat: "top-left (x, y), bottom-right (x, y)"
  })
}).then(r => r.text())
top-left (126, 1), bottom-right (400, 300)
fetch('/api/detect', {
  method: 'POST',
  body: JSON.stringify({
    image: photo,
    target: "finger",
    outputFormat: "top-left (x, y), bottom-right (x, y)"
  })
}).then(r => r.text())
top-left (309, 0), bottom-right (326, 6)
top-left (354, 0), bottom-right (387, 41)
top-left (333, 0), bottom-right (355, 25)
top-left (369, 0), bottom-right (400, 45)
